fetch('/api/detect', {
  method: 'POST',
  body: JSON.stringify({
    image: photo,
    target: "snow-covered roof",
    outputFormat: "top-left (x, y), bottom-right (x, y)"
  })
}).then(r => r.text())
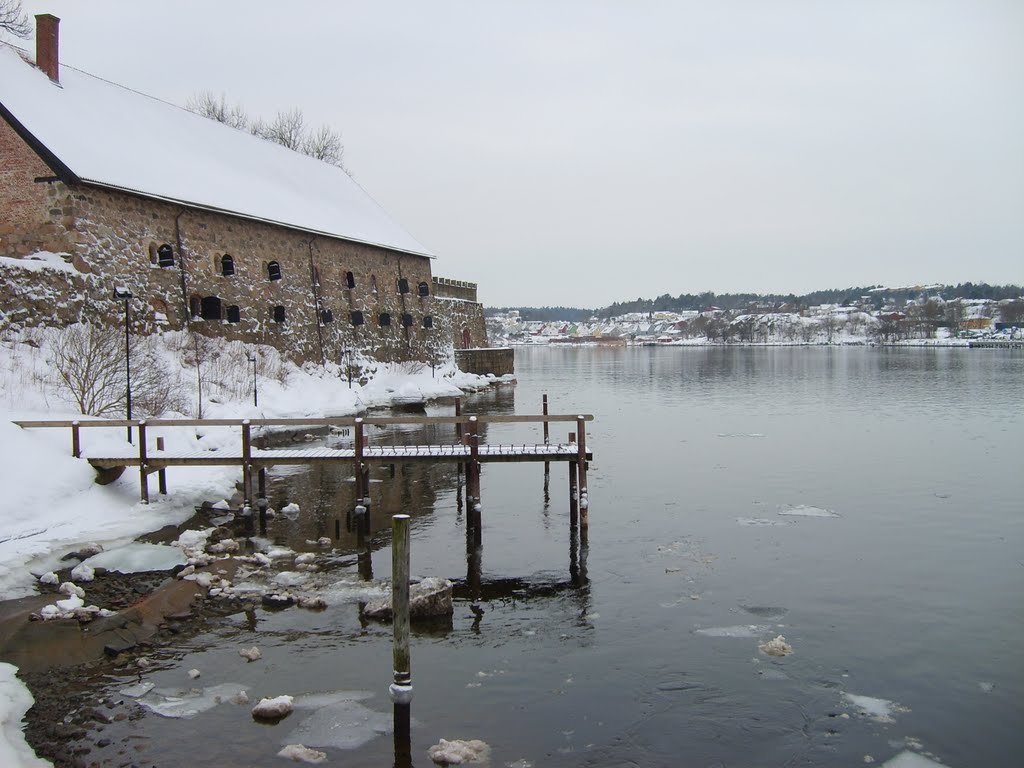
top-left (0, 45), bottom-right (433, 258)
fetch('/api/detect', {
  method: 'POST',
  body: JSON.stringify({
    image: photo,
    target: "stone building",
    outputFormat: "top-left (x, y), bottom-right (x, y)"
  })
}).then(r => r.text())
top-left (0, 16), bottom-right (486, 365)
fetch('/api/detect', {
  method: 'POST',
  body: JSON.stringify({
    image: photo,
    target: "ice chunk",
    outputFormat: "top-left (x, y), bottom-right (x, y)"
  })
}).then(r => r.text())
top-left (210, 499), bottom-right (231, 510)
top-left (239, 646), bottom-right (261, 662)
top-left (880, 752), bottom-right (949, 768)
top-left (139, 683), bottom-right (249, 718)
top-left (736, 517), bottom-right (786, 526)
top-left (758, 635), bottom-right (793, 656)
top-left (282, 503), bottom-right (301, 513)
top-left (55, 594), bottom-right (84, 611)
top-left (428, 738), bottom-right (491, 765)
top-left (70, 562), bottom-right (95, 582)
top-left (174, 529), bottom-right (212, 550)
top-left (188, 669), bottom-right (201, 679)
top-left (39, 572), bottom-right (59, 585)
top-left (120, 681), bottom-right (154, 698)
top-left (278, 744), bottom-right (327, 763)
top-left (274, 571), bottom-right (309, 588)
top-left (777, 505), bottom-right (840, 518)
top-left (843, 693), bottom-right (908, 723)
top-left (695, 625), bottom-right (769, 638)
top-left (252, 695), bottom-right (294, 720)
top-left (286, 693), bottom-right (390, 750)
top-left (82, 543), bottom-right (187, 573)
top-left (58, 582), bottom-right (85, 598)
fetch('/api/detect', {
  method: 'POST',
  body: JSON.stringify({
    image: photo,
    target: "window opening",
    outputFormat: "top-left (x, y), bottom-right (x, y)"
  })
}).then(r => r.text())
top-left (345, 271), bottom-right (356, 289)
top-left (273, 305), bottom-right (286, 323)
top-left (379, 312), bottom-right (391, 327)
top-left (200, 296), bottom-right (222, 321)
top-left (157, 244), bottom-right (174, 268)
top-left (397, 278), bottom-right (409, 294)
top-left (418, 281), bottom-right (430, 297)
top-left (321, 309), bottom-right (334, 325)
top-left (267, 261), bottom-right (282, 281)
top-left (350, 310), bottom-right (365, 326)
top-left (221, 254), bottom-right (235, 276)
top-left (423, 316), bottom-right (434, 329)
top-left (401, 313), bottom-right (413, 328)
top-left (226, 305), bottom-right (241, 323)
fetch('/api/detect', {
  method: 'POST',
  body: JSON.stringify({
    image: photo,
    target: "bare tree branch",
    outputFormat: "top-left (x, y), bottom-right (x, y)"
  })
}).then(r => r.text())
top-left (0, 0), bottom-right (30, 39)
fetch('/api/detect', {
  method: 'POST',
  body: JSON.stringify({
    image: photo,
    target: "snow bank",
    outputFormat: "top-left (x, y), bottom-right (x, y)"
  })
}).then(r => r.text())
top-left (0, 664), bottom-right (50, 767)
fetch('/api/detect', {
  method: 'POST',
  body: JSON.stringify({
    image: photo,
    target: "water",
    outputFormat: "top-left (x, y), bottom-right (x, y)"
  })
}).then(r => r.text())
top-left (97, 346), bottom-right (1023, 767)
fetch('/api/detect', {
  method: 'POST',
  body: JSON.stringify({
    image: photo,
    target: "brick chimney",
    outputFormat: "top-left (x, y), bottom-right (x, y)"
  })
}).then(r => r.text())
top-left (35, 14), bottom-right (60, 83)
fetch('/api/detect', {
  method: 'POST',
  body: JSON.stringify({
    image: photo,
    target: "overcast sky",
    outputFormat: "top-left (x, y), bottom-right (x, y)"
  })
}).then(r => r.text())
top-left (15, 0), bottom-right (1024, 307)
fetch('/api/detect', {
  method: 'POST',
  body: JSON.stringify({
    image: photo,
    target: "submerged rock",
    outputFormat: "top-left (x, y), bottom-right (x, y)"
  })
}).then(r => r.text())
top-left (252, 694), bottom-right (294, 721)
top-left (428, 738), bottom-right (490, 765)
top-left (363, 577), bottom-right (454, 621)
top-left (758, 635), bottom-right (793, 656)
top-left (278, 744), bottom-right (327, 763)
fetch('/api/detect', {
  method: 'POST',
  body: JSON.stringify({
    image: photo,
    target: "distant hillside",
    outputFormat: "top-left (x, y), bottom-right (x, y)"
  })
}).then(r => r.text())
top-left (485, 306), bottom-right (595, 322)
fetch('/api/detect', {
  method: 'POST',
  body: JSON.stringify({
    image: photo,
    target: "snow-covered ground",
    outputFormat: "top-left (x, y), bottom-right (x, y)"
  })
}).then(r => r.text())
top-left (0, 326), bottom-right (507, 767)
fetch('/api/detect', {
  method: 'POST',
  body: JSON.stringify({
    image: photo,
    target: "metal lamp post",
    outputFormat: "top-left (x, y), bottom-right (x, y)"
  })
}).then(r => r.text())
top-left (247, 354), bottom-right (258, 407)
top-left (113, 288), bottom-right (133, 442)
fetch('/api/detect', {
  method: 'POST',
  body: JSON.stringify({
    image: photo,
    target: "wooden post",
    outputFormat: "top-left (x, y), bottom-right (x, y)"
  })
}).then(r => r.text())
top-left (241, 420), bottom-right (252, 508)
top-left (257, 467), bottom-right (268, 533)
top-left (156, 436), bottom-right (167, 495)
top-left (576, 416), bottom-right (589, 530)
top-left (568, 460), bottom-right (579, 527)
top-left (71, 421), bottom-right (81, 459)
top-left (454, 397), bottom-right (462, 441)
top-left (389, 514), bottom-right (413, 705)
top-left (542, 394), bottom-right (550, 444)
top-left (354, 418), bottom-right (365, 506)
top-left (138, 420), bottom-right (149, 504)
top-left (542, 394), bottom-right (550, 490)
top-left (468, 416), bottom-right (481, 515)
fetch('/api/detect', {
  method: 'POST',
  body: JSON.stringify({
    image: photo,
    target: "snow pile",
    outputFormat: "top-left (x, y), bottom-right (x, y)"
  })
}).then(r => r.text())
top-left (0, 664), bottom-right (50, 767)
top-left (80, 543), bottom-right (186, 573)
top-left (277, 744), bottom-right (327, 764)
top-left (251, 695), bottom-right (294, 720)
top-left (427, 738), bottom-right (491, 765)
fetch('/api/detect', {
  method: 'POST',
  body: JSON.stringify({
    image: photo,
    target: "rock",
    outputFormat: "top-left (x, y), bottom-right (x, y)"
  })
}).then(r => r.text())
top-left (188, 669), bottom-right (201, 679)
top-left (252, 695), bottom-right (293, 721)
top-left (427, 738), bottom-right (490, 765)
top-left (363, 577), bottom-right (454, 621)
top-left (278, 744), bottom-right (327, 763)
top-left (62, 544), bottom-right (103, 561)
top-left (39, 572), bottom-right (59, 585)
top-left (239, 646), bottom-right (261, 662)
top-left (262, 593), bottom-right (296, 609)
top-left (70, 563), bottom-right (95, 582)
top-left (207, 526), bottom-right (233, 544)
top-left (297, 596), bottom-right (327, 610)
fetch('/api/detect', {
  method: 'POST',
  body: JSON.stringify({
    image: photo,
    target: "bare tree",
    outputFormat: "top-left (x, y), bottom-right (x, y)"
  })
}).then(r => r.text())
top-left (185, 91), bottom-right (350, 174)
top-left (0, 0), bottom-right (30, 38)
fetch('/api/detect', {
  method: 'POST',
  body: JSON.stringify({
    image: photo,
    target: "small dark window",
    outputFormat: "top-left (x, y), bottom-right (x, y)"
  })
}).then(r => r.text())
top-left (397, 278), bottom-right (409, 294)
top-left (189, 295), bottom-right (201, 318)
top-left (227, 305), bottom-right (241, 323)
top-left (350, 310), bottom-right (365, 326)
top-left (267, 261), bottom-right (282, 281)
top-left (321, 308), bottom-right (334, 325)
top-left (221, 254), bottom-right (235, 276)
top-left (379, 312), bottom-right (391, 327)
top-left (273, 305), bottom-right (286, 323)
top-left (423, 316), bottom-right (433, 329)
top-left (157, 244), bottom-right (174, 268)
top-left (401, 313), bottom-right (413, 328)
top-left (345, 271), bottom-right (356, 289)
top-left (200, 296), bottom-right (222, 321)
top-left (418, 281), bottom-right (429, 297)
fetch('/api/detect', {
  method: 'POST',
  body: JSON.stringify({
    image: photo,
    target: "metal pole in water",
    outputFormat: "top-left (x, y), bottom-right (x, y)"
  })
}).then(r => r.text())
top-left (390, 514), bottom-right (412, 705)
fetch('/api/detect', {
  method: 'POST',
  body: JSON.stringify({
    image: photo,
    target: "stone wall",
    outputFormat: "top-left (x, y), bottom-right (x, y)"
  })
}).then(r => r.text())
top-left (432, 276), bottom-right (478, 302)
top-left (454, 347), bottom-right (514, 376)
top-left (434, 297), bottom-right (488, 351)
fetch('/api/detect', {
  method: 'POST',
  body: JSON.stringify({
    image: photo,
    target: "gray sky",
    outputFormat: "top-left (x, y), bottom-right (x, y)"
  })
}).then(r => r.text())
top-left (16, 0), bottom-right (1024, 307)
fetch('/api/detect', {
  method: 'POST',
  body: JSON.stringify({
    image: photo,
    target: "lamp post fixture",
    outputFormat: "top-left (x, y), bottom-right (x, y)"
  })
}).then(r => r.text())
top-left (247, 354), bottom-right (258, 407)
top-left (112, 287), bottom-right (133, 443)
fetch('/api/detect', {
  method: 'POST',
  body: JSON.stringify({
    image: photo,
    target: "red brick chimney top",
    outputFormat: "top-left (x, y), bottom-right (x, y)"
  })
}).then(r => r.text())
top-left (35, 14), bottom-right (60, 83)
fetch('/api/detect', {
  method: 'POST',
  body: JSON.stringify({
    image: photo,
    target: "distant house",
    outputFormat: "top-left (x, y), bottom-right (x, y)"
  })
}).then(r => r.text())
top-left (0, 16), bottom-right (485, 364)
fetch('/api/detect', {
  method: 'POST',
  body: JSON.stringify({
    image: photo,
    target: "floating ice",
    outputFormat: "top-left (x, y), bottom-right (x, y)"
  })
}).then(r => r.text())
top-left (843, 693), bottom-right (908, 723)
top-left (778, 505), bottom-right (840, 518)
top-left (273, 571), bottom-right (309, 588)
top-left (717, 433), bottom-right (765, 438)
top-left (252, 694), bottom-right (294, 720)
top-left (120, 681), bottom-right (154, 698)
top-left (188, 669), bottom-right (201, 679)
top-left (978, 681), bottom-right (994, 693)
top-left (428, 738), bottom-right (491, 765)
top-left (695, 625), bottom-right (770, 638)
top-left (880, 752), bottom-right (949, 768)
top-left (82, 543), bottom-right (187, 573)
top-left (758, 635), bottom-right (793, 656)
top-left (735, 517), bottom-right (786, 526)
top-left (266, 546), bottom-right (295, 559)
top-left (740, 605), bottom-right (788, 619)
top-left (295, 553), bottom-right (316, 565)
top-left (278, 744), bottom-right (327, 763)
top-left (139, 683), bottom-right (249, 718)
top-left (285, 692), bottom-right (390, 749)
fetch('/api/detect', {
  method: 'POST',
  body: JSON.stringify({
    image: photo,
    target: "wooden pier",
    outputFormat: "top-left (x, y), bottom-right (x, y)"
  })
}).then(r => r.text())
top-left (14, 400), bottom-right (594, 533)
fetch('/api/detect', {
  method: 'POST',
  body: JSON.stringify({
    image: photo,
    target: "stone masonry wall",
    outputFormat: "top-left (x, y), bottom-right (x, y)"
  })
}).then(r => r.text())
top-left (434, 297), bottom-right (488, 350)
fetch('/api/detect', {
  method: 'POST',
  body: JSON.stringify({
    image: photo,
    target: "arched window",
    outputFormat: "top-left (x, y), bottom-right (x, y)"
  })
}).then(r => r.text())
top-left (157, 244), bottom-right (174, 268)
top-left (401, 313), bottom-right (414, 328)
top-left (379, 312), bottom-right (391, 327)
top-left (370, 275), bottom-right (378, 293)
top-left (273, 305), bottom-right (286, 323)
top-left (189, 295), bottom-right (201, 319)
top-left (345, 271), bottom-right (356, 289)
top-left (350, 310), bottom-right (365, 326)
top-left (220, 254), bottom-right (235, 276)
top-left (200, 296), bottom-right (222, 321)
top-left (423, 316), bottom-right (434, 329)
top-left (320, 308), bottom-right (334, 325)
top-left (226, 305), bottom-right (241, 323)
top-left (267, 261), bottom-right (282, 281)
top-left (397, 278), bottom-right (409, 294)
top-left (417, 281), bottom-right (430, 297)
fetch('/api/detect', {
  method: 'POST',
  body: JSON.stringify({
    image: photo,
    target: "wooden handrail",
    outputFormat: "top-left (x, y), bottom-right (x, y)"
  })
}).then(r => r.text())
top-left (13, 413), bottom-right (595, 429)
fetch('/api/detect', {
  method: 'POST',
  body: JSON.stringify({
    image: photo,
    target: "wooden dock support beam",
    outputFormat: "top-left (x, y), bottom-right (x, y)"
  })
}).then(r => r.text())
top-left (467, 416), bottom-right (481, 526)
top-left (156, 436), bottom-right (167, 495)
top-left (576, 416), bottom-right (589, 530)
top-left (241, 420), bottom-right (253, 507)
top-left (71, 421), bottom-right (81, 459)
top-left (138, 420), bottom-right (149, 504)
top-left (354, 417), bottom-right (365, 509)
top-left (390, 514), bottom-right (413, 705)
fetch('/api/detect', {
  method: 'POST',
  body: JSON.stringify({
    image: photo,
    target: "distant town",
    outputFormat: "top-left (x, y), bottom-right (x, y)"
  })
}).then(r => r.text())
top-left (487, 284), bottom-right (1024, 346)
